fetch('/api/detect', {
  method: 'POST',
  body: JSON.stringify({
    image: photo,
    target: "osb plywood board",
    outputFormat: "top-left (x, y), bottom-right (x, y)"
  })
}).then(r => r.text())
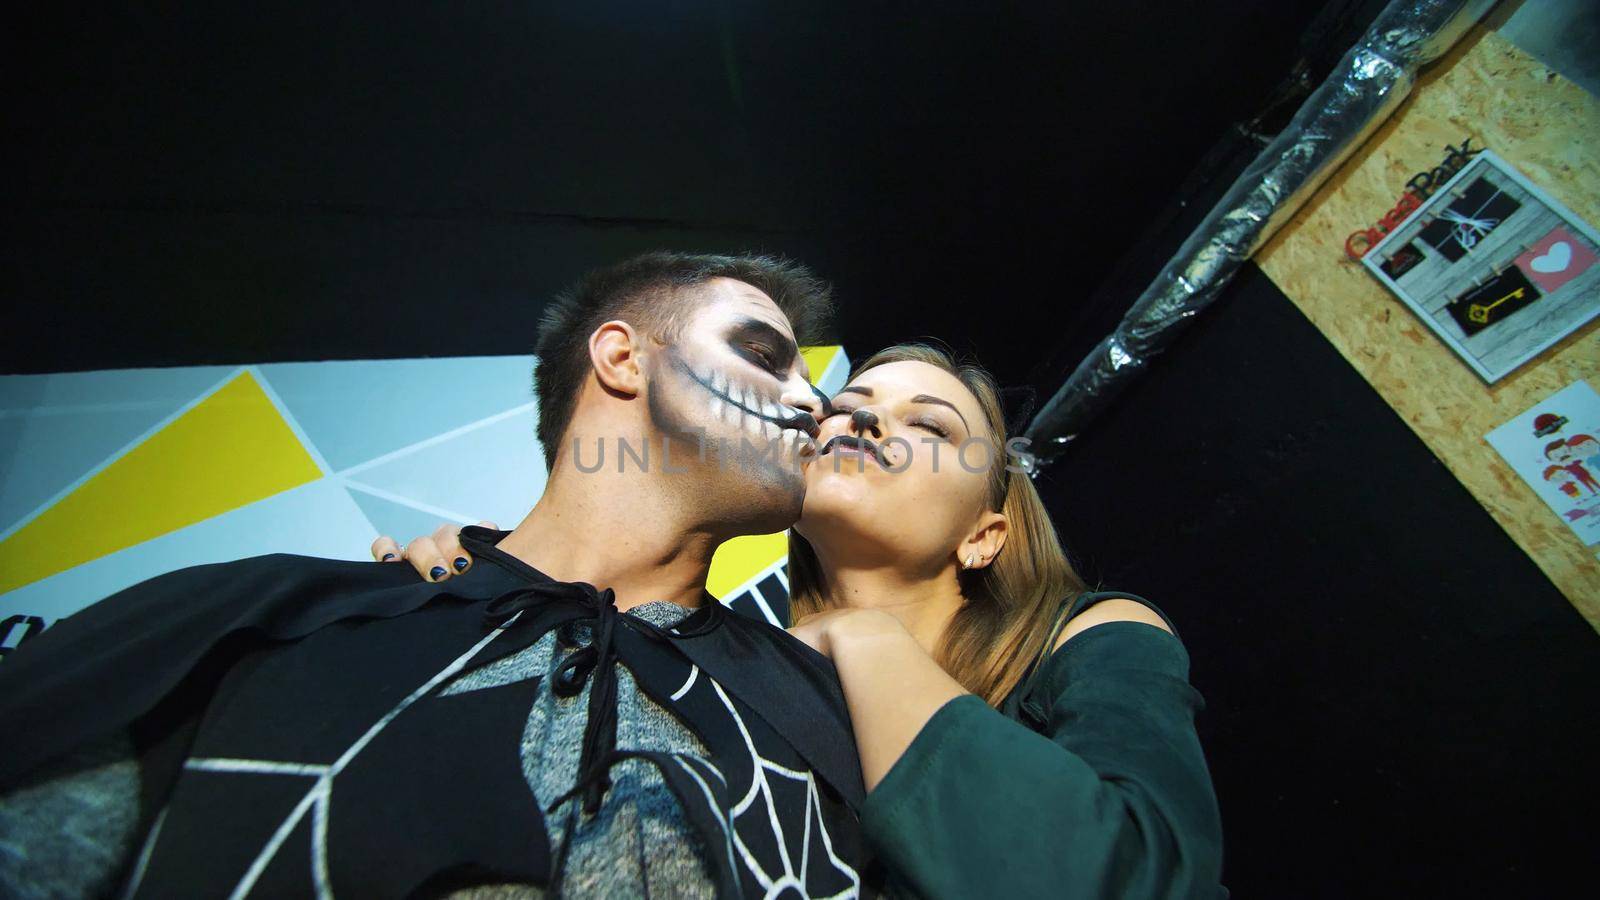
top-left (1255, 26), bottom-right (1600, 628)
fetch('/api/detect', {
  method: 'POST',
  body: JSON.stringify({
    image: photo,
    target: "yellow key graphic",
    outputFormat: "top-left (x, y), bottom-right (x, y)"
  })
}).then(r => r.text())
top-left (1468, 287), bottom-right (1524, 324)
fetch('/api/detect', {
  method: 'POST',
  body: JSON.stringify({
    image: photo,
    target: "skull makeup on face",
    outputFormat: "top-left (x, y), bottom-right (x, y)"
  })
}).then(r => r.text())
top-left (675, 358), bottom-right (819, 462)
top-left (640, 281), bottom-right (824, 529)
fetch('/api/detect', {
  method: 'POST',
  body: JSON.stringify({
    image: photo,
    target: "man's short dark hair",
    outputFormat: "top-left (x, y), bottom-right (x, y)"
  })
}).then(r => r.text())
top-left (533, 251), bottom-right (836, 471)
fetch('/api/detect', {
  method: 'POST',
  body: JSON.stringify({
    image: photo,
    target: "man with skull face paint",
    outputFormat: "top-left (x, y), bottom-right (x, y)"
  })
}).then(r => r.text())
top-left (0, 252), bottom-right (886, 898)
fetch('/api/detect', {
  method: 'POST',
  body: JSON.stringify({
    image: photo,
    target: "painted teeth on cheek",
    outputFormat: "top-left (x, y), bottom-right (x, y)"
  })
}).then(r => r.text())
top-left (748, 395), bottom-right (766, 438)
top-left (707, 368), bottom-right (794, 444)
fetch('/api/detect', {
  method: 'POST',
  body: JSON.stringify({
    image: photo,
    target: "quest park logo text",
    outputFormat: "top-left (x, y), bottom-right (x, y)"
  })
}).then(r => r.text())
top-left (1344, 138), bottom-right (1479, 260)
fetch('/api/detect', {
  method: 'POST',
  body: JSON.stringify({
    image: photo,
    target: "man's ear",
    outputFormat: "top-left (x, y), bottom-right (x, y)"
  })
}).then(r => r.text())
top-left (589, 320), bottom-right (645, 397)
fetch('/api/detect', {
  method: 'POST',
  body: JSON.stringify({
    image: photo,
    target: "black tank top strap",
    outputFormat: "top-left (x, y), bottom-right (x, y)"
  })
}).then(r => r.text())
top-left (1065, 589), bottom-right (1184, 643)
top-left (1021, 589), bottom-right (1183, 693)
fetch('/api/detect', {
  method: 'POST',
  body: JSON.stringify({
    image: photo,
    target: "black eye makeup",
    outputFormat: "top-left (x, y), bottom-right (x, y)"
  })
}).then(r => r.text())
top-left (727, 319), bottom-right (798, 378)
top-left (742, 342), bottom-right (782, 374)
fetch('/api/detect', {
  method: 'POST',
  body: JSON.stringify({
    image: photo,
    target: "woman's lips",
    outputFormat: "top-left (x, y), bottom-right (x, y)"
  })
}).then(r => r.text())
top-left (819, 435), bottom-right (881, 465)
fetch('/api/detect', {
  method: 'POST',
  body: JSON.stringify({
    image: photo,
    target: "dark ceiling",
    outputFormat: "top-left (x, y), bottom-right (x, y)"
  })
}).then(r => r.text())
top-left (4, 1), bottom-right (1354, 395)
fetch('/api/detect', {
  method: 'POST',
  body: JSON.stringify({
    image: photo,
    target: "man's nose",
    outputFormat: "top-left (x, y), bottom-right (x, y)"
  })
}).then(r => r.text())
top-left (782, 380), bottom-right (827, 416)
top-left (778, 382), bottom-right (824, 440)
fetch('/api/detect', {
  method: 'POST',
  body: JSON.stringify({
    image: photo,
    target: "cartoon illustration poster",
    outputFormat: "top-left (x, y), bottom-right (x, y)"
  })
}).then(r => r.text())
top-left (1485, 380), bottom-right (1600, 552)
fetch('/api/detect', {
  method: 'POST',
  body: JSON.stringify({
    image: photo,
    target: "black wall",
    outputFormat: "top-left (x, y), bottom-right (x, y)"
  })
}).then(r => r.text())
top-left (1040, 263), bottom-right (1600, 897)
top-left (4, 0), bottom-right (1336, 389)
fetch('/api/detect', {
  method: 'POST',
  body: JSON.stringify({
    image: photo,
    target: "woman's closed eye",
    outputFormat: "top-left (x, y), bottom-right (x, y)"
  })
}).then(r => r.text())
top-left (828, 404), bottom-right (950, 439)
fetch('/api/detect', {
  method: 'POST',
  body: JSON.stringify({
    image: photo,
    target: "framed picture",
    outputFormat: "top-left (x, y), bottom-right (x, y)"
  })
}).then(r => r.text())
top-left (1362, 150), bottom-right (1600, 383)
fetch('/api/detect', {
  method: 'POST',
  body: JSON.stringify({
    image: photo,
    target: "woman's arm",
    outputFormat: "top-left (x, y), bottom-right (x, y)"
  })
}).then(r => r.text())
top-left (819, 611), bottom-right (968, 791)
top-left (818, 599), bottom-right (1173, 791)
top-left (821, 607), bottom-right (1224, 899)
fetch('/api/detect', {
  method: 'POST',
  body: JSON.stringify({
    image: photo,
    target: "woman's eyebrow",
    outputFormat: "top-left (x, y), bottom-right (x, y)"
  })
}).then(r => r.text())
top-left (834, 385), bottom-right (970, 433)
top-left (912, 394), bottom-right (970, 432)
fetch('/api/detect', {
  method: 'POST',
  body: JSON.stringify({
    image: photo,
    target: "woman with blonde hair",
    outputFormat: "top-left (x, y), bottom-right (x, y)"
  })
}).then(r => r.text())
top-left (382, 342), bottom-right (1226, 898)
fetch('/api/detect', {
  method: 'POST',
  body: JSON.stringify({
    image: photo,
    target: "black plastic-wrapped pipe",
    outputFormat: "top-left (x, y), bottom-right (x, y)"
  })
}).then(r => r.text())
top-left (1021, 0), bottom-right (1495, 474)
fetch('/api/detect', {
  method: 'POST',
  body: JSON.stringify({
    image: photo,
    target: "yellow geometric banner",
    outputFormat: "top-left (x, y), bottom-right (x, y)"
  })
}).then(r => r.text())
top-left (0, 370), bottom-right (322, 594)
top-left (2, 348), bottom-right (848, 619)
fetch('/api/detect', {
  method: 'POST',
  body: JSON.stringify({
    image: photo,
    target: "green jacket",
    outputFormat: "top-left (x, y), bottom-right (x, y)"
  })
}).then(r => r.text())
top-left (858, 590), bottom-right (1227, 898)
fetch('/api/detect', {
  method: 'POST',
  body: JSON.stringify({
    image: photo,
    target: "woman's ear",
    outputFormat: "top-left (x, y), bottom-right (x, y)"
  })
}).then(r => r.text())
top-left (589, 320), bottom-right (644, 396)
top-left (960, 511), bottom-right (1009, 569)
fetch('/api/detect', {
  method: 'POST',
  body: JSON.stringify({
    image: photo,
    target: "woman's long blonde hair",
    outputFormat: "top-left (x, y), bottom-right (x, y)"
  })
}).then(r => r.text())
top-left (787, 343), bottom-right (1096, 706)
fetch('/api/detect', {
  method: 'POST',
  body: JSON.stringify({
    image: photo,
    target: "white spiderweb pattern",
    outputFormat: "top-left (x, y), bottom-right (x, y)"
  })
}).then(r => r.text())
top-left (121, 615), bottom-right (863, 899)
top-left (662, 664), bottom-right (861, 898)
top-left (122, 618), bottom-right (516, 900)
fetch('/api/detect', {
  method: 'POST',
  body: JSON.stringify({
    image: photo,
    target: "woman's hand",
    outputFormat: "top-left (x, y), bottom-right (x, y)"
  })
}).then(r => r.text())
top-left (789, 607), bottom-right (965, 791)
top-left (786, 608), bottom-right (907, 659)
top-left (371, 521), bottom-right (498, 583)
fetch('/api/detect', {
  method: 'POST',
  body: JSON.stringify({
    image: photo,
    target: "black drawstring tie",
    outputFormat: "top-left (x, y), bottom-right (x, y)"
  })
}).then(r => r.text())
top-left (478, 580), bottom-right (724, 898)
top-left (483, 581), bottom-right (627, 815)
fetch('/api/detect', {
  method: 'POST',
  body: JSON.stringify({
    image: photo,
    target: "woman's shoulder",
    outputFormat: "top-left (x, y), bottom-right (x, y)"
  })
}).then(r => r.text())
top-left (1001, 589), bottom-right (1190, 726)
top-left (1045, 588), bottom-right (1192, 680)
top-left (1050, 589), bottom-right (1182, 654)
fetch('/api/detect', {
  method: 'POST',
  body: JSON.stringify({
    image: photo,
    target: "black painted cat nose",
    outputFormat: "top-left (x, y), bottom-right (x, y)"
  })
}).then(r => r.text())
top-left (850, 408), bottom-right (879, 435)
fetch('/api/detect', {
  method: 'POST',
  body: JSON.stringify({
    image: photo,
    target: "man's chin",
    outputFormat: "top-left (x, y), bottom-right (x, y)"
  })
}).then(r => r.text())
top-left (733, 466), bottom-right (806, 530)
top-left (757, 467), bottom-right (807, 512)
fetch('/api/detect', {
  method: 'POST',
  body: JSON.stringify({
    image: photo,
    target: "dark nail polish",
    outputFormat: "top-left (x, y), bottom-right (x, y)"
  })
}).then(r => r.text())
top-left (430, 566), bottom-right (447, 581)
top-left (453, 557), bottom-right (469, 572)
top-left (382, 553), bottom-right (397, 561)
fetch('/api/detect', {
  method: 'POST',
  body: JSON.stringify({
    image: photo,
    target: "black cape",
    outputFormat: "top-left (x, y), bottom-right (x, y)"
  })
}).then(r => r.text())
top-left (0, 526), bottom-right (880, 897)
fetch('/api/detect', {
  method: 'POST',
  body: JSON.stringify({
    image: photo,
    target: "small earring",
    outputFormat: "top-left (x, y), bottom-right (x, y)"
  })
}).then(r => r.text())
top-left (965, 553), bottom-right (976, 569)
